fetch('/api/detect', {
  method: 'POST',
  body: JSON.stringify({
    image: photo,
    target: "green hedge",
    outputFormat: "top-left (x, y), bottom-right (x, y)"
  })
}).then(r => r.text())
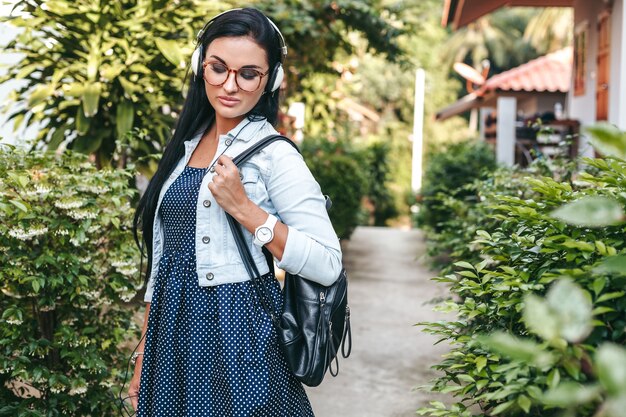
top-left (0, 146), bottom-right (141, 416)
top-left (302, 137), bottom-right (395, 239)
top-left (416, 139), bottom-right (497, 234)
top-left (417, 125), bottom-right (626, 417)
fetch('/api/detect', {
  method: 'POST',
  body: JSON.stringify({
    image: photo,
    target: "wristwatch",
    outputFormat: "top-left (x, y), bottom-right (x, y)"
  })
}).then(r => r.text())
top-left (253, 214), bottom-right (278, 247)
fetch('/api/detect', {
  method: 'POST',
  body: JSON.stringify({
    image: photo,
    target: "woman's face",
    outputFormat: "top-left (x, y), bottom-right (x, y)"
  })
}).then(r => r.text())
top-left (202, 36), bottom-right (270, 123)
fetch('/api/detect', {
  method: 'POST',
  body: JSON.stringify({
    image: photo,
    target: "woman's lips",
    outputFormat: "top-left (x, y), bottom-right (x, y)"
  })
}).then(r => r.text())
top-left (217, 96), bottom-right (240, 107)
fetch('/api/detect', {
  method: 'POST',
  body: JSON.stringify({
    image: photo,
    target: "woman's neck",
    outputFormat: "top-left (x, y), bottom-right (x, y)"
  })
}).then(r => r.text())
top-left (214, 115), bottom-right (245, 138)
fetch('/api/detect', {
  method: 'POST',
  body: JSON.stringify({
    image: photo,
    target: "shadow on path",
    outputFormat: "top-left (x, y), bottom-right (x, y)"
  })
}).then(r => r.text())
top-left (305, 226), bottom-right (451, 417)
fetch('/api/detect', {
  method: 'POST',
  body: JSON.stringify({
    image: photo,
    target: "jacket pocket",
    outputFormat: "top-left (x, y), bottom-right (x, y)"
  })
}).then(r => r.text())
top-left (240, 166), bottom-right (260, 200)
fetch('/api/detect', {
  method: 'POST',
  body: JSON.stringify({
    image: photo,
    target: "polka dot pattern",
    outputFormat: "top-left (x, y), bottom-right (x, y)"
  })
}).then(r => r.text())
top-left (137, 166), bottom-right (314, 416)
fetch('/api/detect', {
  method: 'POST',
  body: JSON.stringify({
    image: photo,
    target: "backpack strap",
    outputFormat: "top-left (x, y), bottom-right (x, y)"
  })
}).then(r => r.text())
top-left (232, 134), bottom-right (332, 211)
top-left (232, 134), bottom-right (299, 166)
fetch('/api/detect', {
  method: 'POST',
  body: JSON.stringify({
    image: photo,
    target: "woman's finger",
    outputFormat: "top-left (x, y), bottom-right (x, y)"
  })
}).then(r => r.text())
top-left (216, 154), bottom-right (235, 169)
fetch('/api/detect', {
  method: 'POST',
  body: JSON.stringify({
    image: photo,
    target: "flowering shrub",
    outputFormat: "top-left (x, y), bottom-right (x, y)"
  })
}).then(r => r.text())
top-left (0, 145), bottom-right (142, 416)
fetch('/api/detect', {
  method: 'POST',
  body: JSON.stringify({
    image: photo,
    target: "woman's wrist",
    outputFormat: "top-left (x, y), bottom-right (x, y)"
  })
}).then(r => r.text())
top-left (231, 198), bottom-right (260, 224)
top-left (131, 351), bottom-right (144, 365)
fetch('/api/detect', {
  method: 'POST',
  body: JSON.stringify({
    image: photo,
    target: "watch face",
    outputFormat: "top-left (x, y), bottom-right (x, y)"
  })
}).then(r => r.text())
top-left (256, 226), bottom-right (273, 243)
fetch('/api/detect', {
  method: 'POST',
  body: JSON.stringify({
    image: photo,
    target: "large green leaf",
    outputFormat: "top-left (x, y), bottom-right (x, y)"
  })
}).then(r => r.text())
top-left (478, 332), bottom-right (554, 367)
top-left (542, 382), bottom-right (602, 406)
top-left (546, 279), bottom-right (593, 343)
top-left (593, 255), bottom-right (626, 275)
top-left (82, 82), bottom-right (102, 117)
top-left (27, 83), bottom-right (54, 107)
top-left (48, 126), bottom-right (67, 150)
top-left (596, 344), bottom-right (626, 396)
top-left (524, 280), bottom-right (592, 343)
top-left (76, 107), bottom-right (90, 135)
top-left (116, 100), bottom-right (134, 139)
top-left (523, 294), bottom-right (559, 342)
top-left (72, 130), bottom-right (105, 154)
top-left (155, 38), bottom-right (186, 68)
top-left (551, 196), bottom-right (624, 227)
top-left (585, 123), bottom-right (626, 159)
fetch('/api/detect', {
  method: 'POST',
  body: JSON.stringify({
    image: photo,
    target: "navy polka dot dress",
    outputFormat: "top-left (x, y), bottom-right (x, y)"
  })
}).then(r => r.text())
top-left (137, 166), bottom-right (315, 416)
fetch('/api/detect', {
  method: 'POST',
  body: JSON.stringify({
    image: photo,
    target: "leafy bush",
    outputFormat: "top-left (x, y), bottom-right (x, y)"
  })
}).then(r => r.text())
top-left (362, 141), bottom-right (399, 226)
top-left (301, 137), bottom-right (368, 240)
top-left (417, 125), bottom-right (626, 417)
top-left (415, 139), bottom-right (497, 234)
top-left (0, 145), bottom-right (141, 416)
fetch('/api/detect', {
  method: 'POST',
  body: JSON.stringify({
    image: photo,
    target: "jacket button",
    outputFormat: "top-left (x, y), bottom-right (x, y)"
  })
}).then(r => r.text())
top-left (209, 166), bottom-right (215, 173)
top-left (206, 272), bottom-right (214, 280)
top-left (225, 138), bottom-right (233, 146)
top-left (202, 236), bottom-right (210, 244)
top-left (203, 200), bottom-right (211, 208)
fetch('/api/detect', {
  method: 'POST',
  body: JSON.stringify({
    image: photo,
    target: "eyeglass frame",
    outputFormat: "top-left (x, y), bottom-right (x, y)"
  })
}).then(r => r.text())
top-left (202, 60), bottom-right (270, 92)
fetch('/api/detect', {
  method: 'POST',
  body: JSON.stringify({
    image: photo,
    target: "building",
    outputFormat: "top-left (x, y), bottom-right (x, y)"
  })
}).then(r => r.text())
top-left (441, 0), bottom-right (626, 162)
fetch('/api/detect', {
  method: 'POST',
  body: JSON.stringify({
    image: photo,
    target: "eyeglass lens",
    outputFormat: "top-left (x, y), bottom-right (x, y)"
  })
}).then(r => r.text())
top-left (204, 62), bottom-right (264, 92)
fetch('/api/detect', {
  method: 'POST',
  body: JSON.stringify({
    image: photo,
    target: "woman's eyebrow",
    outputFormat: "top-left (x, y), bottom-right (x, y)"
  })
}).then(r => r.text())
top-left (208, 55), bottom-right (263, 69)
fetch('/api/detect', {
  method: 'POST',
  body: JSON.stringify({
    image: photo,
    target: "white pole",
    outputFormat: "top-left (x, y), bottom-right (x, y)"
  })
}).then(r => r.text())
top-left (496, 96), bottom-right (516, 166)
top-left (411, 68), bottom-right (426, 193)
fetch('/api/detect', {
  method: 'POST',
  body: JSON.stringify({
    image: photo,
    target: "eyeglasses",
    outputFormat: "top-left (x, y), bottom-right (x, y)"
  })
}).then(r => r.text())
top-left (202, 61), bottom-right (269, 92)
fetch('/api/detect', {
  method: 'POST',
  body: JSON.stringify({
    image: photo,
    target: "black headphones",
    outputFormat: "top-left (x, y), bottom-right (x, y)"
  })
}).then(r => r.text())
top-left (190, 8), bottom-right (288, 94)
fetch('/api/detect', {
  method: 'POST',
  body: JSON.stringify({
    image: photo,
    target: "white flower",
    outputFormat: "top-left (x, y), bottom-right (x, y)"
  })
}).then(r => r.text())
top-left (7, 228), bottom-right (29, 240)
top-left (39, 305), bottom-right (55, 312)
top-left (54, 229), bottom-right (70, 236)
top-left (82, 290), bottom-right (101, 300)
top-left (54, 199), bottom-right (85, 210)
top-left (120, 292), bottom-right (136, 302)
top-left (111, 259), bottom-right (134, 268)
top-left (69, 385), bottom-right (87, 396)
top-left (117, 266), bottom-right (138, 277)
top-left (8, 226), bottom-right (48, 241)
top-left (77, 256), bottom-right (91, 263)
top-left (67, 209), bottom-right (98, 220)
top-left (25, 185), bottom-right (52, 197)
top-left (50, 386), bottom-right (64, 394)
top-left (6, 318), bottom-right (23, 325)
top-left (79, 185), bottom-right (110, 194)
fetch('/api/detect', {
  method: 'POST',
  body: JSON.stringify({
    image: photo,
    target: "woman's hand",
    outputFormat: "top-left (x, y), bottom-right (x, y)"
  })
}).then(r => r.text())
top-left (208, 155), bottom-right (252, 218)
top-left (128, 359), bottom-right (142, 411)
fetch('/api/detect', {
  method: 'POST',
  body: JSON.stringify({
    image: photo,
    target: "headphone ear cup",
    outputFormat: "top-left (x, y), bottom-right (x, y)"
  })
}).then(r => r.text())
top-left (190, 45), bottom-right (202, 77)
top-left (266, 63), bottom-right (284, 93)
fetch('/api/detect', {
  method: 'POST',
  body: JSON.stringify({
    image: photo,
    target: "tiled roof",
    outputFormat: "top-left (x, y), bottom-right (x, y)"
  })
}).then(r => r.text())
top-left (436, 47), bottom-right (572, 120)
top-left (481, 47), bottom-right (572, 94)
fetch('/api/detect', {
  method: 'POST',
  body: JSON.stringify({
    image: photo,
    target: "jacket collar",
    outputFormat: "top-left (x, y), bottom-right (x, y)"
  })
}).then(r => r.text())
top-left (223, 117), bottom-right (267, 143)
top-left (183, 116), bottom-right (267, 154)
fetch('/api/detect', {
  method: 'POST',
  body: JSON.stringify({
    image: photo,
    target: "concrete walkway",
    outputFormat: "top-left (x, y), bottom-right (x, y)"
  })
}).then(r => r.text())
top-left (305, 226), bottom-right (451, 417)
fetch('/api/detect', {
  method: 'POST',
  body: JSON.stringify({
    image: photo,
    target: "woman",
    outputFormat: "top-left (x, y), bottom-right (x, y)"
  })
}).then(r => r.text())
top-left (128, 7), bottom-right (342, 417)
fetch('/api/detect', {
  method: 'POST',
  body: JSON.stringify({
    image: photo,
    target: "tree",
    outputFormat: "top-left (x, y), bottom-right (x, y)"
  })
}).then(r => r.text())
top-left (0, 0), bottom-right (403, 170)
top-left (524, 7), bottom-right (573, 54)
top-left (442, 8), bottom-right (540, 73)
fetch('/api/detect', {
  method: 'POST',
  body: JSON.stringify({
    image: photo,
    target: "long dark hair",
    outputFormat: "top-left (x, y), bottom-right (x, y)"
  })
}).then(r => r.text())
top-left (133, 8), bottom-right (283, 288)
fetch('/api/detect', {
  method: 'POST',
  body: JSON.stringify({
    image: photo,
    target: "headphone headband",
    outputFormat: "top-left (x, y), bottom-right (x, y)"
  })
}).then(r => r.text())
top-left (195, 8), bottom-right (288, 58)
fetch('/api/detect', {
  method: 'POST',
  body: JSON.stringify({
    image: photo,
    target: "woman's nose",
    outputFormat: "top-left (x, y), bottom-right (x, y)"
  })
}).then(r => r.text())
top-left (223, 70), bottom-right (239, 92)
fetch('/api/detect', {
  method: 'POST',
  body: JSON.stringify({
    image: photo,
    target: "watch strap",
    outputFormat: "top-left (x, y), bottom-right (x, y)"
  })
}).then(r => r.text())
top-left (253, 214), bottom-right (278, 247)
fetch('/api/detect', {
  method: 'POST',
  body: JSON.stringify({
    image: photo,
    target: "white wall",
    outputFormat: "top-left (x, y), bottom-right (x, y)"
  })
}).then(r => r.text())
top-left (610, 0), bottom-right (626, 129)
top-left (569, 0), bottom-right (602, 157)
top-left (569, 0), bottom-right (626, 155)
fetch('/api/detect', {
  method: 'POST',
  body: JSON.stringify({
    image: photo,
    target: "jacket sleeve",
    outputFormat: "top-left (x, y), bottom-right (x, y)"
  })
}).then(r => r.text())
top-left (267, 143), bottom-right (343, 286)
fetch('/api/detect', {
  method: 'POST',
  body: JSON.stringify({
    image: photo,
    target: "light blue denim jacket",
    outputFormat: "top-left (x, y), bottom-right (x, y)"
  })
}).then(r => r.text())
top-left (144, 117), bottom-right (343, 302)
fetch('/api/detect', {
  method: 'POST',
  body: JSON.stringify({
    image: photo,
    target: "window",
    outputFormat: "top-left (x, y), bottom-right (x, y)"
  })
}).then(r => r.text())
top-left (574, 21), bottom-right (588, 97)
